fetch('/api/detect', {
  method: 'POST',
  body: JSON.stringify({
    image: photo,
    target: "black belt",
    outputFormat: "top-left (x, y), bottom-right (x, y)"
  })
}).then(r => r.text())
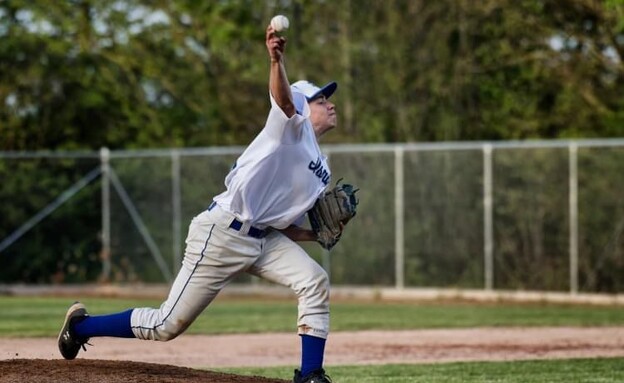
top-left (208, 201), bottom-right (268, 239)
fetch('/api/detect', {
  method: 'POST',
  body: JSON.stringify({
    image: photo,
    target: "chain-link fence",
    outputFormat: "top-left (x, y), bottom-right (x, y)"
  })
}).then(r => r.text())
top-left (2, 139), bottom-right (624, 293)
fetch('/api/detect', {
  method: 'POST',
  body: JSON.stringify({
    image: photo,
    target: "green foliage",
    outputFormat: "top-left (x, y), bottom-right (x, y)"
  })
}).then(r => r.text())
top-left (329, 151), bottom-right (397, 285)
top-left (0, 0), bottom-right (275, 150)
top-left (2, 0), bottom-right (624, 150)
top-left (403, 150), bottom-right (484, 287)
top-left (493, 148), bottom-right (570, 290)
top-left (3, 1), bottom-right (624, 287)
top-left (578, 147), bottom-right (624, 291)
top-left (0, 158), bottom-right (102, 283)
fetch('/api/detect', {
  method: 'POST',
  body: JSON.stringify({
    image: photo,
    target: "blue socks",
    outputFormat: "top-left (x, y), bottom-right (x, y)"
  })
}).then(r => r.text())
top-left (300, 334), bottom-right (326, 376)
top-left (73, 311), bottom-right (324, 374)
top-left (73, 309), bottom-right (136, 339)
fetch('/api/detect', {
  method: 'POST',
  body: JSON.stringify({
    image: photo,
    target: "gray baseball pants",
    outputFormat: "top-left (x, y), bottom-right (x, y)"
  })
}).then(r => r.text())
top-left (130, 204), bottom-right (330, 341)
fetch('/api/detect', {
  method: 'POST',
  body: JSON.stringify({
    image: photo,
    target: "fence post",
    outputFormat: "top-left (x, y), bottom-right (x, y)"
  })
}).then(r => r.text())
top-left (100, 147), bottom-right (111, 282)
top-left (483, 144), bottom-right (494, 290)
top-left (395, 146), bottom-right (405, 289)
top-left (323, 150), bottom-right (332, 279)
top-left (569, 143), bottom-right (579, 294)
top-left (171, 150), bottom-right (182, 273)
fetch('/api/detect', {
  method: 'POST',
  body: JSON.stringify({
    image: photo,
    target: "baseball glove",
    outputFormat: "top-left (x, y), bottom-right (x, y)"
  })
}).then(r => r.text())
top-left (308, 179), bottom-right (359, 250)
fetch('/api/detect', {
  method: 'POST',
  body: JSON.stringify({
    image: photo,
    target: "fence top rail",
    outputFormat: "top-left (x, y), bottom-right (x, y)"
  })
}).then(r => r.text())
top-left (2, 138), bottom-right (624, 159)
top-left (0, 151), bottom-right (100, 159)
top-left (326, 139), bottom-right (624, 153)
top-left (108, 146), bottom-right (248, 159)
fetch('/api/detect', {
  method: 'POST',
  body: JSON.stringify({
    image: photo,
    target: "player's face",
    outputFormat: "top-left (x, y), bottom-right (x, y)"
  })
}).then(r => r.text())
top-left (309, 96), bottom-right (337, 138)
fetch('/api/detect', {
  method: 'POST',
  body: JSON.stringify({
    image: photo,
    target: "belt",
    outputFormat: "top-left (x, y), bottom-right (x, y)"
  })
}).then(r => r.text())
top-left (208, 201), bottom-right (269, 239)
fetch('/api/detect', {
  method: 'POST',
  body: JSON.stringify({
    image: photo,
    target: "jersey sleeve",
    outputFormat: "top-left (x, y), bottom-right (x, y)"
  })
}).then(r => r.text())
top-left (263, 91), bottom-right (310, 144)
top-left (292, 214), bottom-right (307, 228)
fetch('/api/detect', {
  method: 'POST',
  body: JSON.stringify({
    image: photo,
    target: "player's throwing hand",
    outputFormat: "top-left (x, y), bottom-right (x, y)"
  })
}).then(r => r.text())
top-left (266, 25), bottom-right (287, 63)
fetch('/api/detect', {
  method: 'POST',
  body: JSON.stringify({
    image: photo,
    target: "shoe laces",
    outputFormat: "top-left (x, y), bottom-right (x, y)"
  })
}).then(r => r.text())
top-left (80, 340), bottom-right (93, 352)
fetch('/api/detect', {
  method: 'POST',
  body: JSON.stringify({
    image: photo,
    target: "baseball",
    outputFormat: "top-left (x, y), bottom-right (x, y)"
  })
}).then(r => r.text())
top-left (270, 15), bottom-right (289, 32)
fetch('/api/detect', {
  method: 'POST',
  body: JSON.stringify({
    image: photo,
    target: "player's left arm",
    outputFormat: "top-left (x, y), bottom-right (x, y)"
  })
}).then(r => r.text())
top-left (278, 225), bottom-right (316, 242)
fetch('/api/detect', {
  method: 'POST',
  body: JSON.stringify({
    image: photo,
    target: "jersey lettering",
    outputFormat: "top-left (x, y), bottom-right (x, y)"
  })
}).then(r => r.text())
top-left (308, 157), bottom-right (330, 186)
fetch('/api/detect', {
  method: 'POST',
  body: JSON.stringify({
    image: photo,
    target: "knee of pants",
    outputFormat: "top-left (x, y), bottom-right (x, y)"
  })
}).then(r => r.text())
top-left (132, 309), bottom-right (191, 342)
top-left (298, 266), bottom-right (330, 305)
top-left (296, 268), bottom-right (330, 339)
top-left (154, 323), bottom-right (185, 342)
top-left (141, 321), bottom-right (188, 342)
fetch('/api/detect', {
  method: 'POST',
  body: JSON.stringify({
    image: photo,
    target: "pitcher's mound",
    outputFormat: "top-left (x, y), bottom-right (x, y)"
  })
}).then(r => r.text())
top-left (0, 359), bottom-right (288, 383)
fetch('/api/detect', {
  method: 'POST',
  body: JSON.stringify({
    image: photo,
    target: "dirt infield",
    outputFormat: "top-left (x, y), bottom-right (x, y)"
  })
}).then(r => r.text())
top-left (0, 359), bottom-right (289, 383)
top-left (2, 327), bottom-right (624, 382)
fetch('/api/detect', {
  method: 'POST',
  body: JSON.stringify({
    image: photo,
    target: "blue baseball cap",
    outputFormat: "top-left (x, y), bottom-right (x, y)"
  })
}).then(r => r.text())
top-left (290, 80), bottom-right (337, 101)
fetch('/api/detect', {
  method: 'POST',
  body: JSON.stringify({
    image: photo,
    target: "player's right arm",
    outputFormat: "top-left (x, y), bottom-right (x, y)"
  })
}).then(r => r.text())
top-left (266, 25), bottom-right (295, 118)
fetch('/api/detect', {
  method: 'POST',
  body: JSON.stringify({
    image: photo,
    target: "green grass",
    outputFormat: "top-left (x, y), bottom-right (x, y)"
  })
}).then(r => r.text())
top-left (220, 358), bottom-right (624, 382)
top-left (2, 295), bottom-right (624, 381)
top-left (2, 295), bottom-right (624, 337)
top-left (0, 296), bottom-right (624, 383)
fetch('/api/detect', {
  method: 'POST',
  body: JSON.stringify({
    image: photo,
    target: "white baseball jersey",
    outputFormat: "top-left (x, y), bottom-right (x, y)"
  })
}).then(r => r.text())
top-left (213, 91), bottom-right (330, 229)
top-left (131, 89), bottom-right (333, 343)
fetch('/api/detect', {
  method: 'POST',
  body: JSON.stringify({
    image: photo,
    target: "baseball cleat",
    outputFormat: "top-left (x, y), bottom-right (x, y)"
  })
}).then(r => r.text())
top-left (292, 368), bottom-right (333, 383)
top-left (57, 301), bottom-right (90, 360)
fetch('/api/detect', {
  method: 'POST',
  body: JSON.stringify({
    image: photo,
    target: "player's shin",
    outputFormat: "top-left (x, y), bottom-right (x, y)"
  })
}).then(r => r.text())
top-left (73, 309), bottom-right (135, 338)
top-left (300, 334), bottom-right (326, 377)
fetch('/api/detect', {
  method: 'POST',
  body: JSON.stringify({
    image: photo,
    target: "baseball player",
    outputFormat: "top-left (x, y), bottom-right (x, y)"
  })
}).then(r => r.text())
top-left (58, 22), bottom-right (337, 383)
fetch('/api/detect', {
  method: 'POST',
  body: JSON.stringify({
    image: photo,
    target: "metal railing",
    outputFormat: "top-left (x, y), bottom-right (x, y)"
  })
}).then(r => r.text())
top-left (2, 139), bottom-right (624, 293)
